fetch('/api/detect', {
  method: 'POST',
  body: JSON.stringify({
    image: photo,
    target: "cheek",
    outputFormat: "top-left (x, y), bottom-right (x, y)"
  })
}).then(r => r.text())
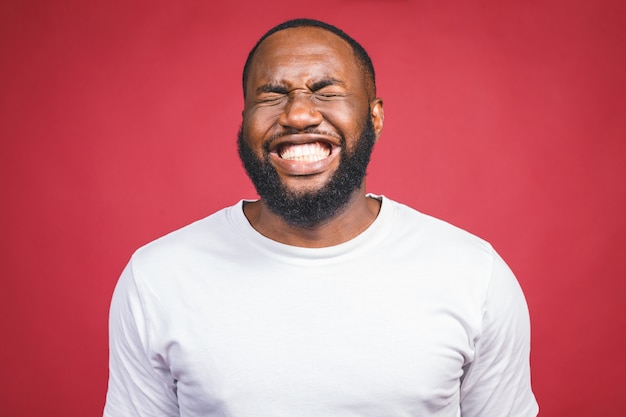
top-left (243, 108), bottom-right (281, 142)
top-left (322, 103), bottom-right (368, 139)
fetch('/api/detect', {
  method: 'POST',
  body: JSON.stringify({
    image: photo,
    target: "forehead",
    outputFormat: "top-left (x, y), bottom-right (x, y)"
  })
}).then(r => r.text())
top-left (247, 27), bottom-right (361, 86)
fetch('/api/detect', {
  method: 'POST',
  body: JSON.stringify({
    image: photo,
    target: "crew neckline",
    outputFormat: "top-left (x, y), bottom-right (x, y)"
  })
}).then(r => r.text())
top-left (227, 194), bottom-right (395, 264)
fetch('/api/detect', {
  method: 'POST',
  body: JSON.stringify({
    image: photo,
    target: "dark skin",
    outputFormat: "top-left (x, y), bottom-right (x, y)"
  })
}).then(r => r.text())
top-left (241, 27), bottom-right (384, 248)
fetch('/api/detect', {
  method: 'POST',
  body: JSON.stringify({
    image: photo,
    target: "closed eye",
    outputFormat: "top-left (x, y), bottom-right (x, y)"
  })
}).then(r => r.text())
top-left (310, 79), bottom-right (347, 101)
top-left (258, 93), bottom-right (286, 104)
top-left (314, 90), bottom-right (346, 101)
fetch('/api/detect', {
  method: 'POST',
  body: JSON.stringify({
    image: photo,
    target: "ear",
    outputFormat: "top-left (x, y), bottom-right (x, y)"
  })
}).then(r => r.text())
top-left (370, 98), bottom-right (384, 142)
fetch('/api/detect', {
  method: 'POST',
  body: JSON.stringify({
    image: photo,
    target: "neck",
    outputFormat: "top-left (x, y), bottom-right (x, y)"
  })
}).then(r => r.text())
top-left (243, 190), bottom-right (381, 248)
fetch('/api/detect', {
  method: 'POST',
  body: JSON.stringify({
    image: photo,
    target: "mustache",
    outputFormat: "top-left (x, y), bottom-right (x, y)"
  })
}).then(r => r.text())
top-left (263, 127), bottom-right (344, 153)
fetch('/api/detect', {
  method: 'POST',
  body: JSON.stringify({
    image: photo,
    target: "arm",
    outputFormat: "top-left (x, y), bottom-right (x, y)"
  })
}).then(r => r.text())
top-left (459, 253), bottom-right (539, 416)
top-left (103, 262), bottom-right (180, 417)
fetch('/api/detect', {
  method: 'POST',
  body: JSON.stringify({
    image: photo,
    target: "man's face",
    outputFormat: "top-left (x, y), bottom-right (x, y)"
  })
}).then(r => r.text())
top-left (239, 26), bottom-right (383, 227)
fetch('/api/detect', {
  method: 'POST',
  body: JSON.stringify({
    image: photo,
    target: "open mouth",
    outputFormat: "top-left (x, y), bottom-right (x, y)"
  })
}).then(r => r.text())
top-left (266, 134), bottom-right (341, 176)
top-left (277, 141), bottom-right (333, 162)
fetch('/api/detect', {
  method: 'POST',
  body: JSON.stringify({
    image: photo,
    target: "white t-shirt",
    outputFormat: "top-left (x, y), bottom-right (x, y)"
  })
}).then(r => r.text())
top-left (104, 196), bottom-right (538, 416)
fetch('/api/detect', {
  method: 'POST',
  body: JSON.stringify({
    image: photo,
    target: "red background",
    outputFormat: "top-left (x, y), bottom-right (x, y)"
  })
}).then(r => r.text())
top-left (1, 1), bottom-right (625, 416)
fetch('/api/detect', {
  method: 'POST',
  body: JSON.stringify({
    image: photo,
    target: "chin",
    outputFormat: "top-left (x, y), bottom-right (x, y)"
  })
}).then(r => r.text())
top-left (237, 115), bottom-right (376, 228)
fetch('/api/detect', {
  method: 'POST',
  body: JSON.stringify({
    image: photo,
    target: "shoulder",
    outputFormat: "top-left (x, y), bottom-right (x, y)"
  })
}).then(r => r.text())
top-left (129, 202), bottom-right (244, 272)
top-left (383, 197), bottom-right (494, 257)
top-left (379, 197), bottom-right (502, 302)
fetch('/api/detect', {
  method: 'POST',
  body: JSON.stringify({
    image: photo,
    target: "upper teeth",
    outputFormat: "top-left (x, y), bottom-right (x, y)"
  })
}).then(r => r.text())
top-left (280, 143), bottom-right (330, 162)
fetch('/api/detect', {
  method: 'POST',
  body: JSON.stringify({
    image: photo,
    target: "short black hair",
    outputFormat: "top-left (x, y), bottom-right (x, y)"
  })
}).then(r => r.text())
top-left (242, 18), bottom-right (376, 99)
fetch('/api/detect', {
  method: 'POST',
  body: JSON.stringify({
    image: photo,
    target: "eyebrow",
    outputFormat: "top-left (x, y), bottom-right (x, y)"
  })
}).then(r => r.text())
top-left (309, 78), bottom-right (346, 91)
top-left (255, 83), bottom-right (289, 95)
top-left (254, 78), bottom-right (347, 96)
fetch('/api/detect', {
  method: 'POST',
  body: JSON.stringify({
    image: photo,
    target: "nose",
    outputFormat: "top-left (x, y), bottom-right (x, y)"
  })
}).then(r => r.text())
top-left (278, 90), bottom-right (323, 130)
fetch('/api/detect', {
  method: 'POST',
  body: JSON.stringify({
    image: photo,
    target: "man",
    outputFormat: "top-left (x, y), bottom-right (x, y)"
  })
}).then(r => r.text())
top-left (104, 18), bottom-right (538, 417)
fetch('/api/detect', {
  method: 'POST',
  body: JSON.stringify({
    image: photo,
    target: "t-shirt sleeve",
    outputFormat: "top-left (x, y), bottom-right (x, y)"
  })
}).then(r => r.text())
top-left (459, 252), bottom-right (539, 416)
top-left (103, 261), bottom-right (180, 417)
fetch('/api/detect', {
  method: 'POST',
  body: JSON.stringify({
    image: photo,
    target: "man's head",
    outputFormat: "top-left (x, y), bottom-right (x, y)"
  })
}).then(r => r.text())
top-left (238, 19), bottom-right (384, 228)
top-left (242, 19), bottom-right (377, 100)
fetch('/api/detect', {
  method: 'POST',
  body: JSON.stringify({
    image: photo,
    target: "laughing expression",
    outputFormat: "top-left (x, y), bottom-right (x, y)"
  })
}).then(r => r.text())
top-left (241, 26), bottom-right (383, 196)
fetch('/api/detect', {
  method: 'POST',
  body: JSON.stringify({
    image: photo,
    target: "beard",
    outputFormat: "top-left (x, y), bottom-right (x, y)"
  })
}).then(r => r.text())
top-left (237, 116), bottom-right (377, 229)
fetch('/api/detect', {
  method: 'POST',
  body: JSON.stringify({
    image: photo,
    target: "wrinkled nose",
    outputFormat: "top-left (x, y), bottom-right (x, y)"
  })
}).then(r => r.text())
top-left (278, 91), bottom-right (323, 130)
